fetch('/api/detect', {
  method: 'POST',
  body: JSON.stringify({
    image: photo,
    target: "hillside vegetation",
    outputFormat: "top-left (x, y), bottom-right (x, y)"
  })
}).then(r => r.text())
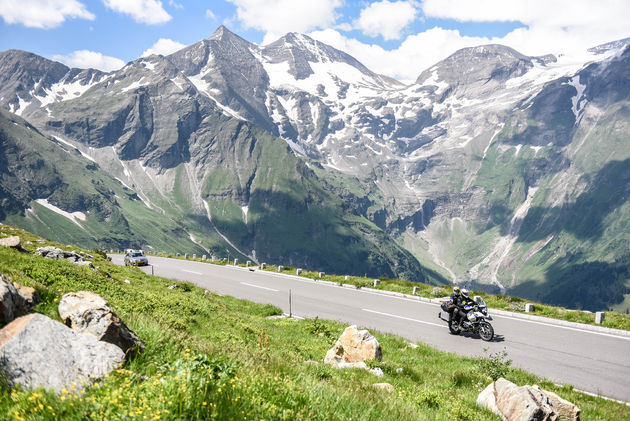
top-left (1, 224), bottom-right (629, 420)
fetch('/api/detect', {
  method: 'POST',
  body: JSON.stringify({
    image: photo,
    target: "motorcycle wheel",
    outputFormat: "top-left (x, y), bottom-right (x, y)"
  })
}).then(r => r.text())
top-left (448, 321), bottom-right (461, 335)
top-left (479, 321), bottom-right (494, 341)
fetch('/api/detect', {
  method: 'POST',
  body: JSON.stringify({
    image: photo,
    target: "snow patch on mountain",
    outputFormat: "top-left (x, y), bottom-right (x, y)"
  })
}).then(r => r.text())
top-left (34, 75), bottom-right (101, 107)
top-left (51, 135), bottom-right (96, 162)
top-left (169, 75), bottom-right (188, 91)
top-left (14, 96), bottom-right (30, 116)
top-left (188, 69), bottom-right (247, 120)
top-left (33, 198), bottom-right (86, 227)
top-left (142, 60), bottom-right (157, 71)
top-left (122, 77), bottom-right (150, 93)
top-left (420, 69), bottom-right (449, 94)
top-left (241, 206), bottom-right (249, 224)
top-left (568, 75), bottom-right (587, 122)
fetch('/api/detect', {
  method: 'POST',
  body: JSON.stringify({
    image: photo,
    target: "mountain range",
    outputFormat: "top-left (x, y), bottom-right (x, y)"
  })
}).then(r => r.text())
top-left (1, 27), bottom-right (629, 311)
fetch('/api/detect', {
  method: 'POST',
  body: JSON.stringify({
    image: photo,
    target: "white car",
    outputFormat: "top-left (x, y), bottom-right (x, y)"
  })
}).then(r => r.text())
top-left (124, 250), bottom-right (148, 266)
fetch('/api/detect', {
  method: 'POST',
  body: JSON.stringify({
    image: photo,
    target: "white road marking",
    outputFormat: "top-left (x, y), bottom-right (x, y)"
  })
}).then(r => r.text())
top-left (240, 282), bottom-right (279, 292)
top-left (560, 384), bottom-right (630, 406)
top-left (492, 314), bottom-right (630, 341)
top-left (363, 308), bottom-right (443, 328)
top-left (182, 269), bottom-right (202, 275)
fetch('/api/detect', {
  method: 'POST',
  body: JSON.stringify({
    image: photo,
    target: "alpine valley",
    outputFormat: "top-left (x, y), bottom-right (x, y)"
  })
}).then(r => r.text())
top-left (1, 27), bottom-right (629, 312)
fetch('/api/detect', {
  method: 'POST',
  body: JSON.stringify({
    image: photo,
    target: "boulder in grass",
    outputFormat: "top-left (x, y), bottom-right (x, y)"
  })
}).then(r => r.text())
top-left (35, 246), bottom-right (90, 266)
top-left (324, 325), bottom-right (382, 369)
top-left (0, 275), bottom-right (19, 324)
top-left (58, 291), bottom-right (145, 359)
top-left (0, 313), bottom-right (124, 393)
top-left (14, 284), bottom-right (39, 313)
top-left (0, 274), bottom-right (40, 325)
top-left (533, 386), bottom-right (581, 421)
top-left (477, 378), bottom-right (563, 421)
top-left (0, 236), bottom-right (27, 252)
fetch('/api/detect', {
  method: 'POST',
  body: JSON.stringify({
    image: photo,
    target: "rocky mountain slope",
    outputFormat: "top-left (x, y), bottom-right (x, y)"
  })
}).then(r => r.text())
top-left (1, 27), bottom-right (629, 310)
top-left (0, 46), bottom-right (435, 284)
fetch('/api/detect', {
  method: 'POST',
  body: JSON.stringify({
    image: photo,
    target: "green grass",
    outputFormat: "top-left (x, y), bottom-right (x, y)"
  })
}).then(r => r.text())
top-left (2, 224), bottom-right (629, 420)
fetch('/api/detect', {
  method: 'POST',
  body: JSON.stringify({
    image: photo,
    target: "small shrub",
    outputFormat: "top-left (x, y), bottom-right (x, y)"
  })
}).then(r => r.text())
top-left (478, 348), bottom-right (512, 380)
top-left (177, 282), bottom-right (193, 292)
top-left (306, 317), bottom-right (334, 339)
top-left (415, 388), bottom-right (442, 408)
top-left (364, 359), bottom-right (382, 370)
top-left (257, 329), bottom-right (270, 349)
top-left (448, 398), bottom-right (476, 421)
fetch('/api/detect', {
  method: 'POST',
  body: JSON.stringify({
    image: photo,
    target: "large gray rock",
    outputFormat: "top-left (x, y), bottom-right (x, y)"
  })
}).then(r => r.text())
top-left (58, 291), bottom-right (145, 359)
top-left (324, 325), bottom-right (382, 369)
top-left (13, 284), bottom-right (39, 314)
top-left (0, 236), bottom-right (27, 252)
top-left (0, 274), bottom-right (40, 324)
top-left (0, 313), bottom-right (124, 392)
top-left (533, 386), bottom-right (581, 421)
top-left (477, 378), bottom-right (559, 421)
top-left (35, 247), bottom-right (94, 268)
top-left (36, 246), bottom-right (83, 263)
top-left (0, 275), bottom-right (18, 324)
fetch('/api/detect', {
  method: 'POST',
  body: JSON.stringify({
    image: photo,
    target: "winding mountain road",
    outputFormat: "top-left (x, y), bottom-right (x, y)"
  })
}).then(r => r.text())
top-left (110, 255), bottom-right (630, 403)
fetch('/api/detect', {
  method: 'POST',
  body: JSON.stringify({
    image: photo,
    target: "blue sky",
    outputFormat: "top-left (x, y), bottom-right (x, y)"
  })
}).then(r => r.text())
top-left (1, 1), bottom-right (628, 82)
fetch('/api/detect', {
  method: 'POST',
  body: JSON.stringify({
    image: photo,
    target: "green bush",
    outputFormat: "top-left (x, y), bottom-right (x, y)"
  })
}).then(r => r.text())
top-left (478, 348), bottom-right (512, 381)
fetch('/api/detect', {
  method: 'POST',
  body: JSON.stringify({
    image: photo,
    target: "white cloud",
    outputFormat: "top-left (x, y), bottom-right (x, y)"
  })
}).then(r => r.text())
top-left (421, 0), bottom-right (630, 56)
top-left (354, 1), bottom-right (418, 40)
top-left (421, 0), bottom-right (618, 27)
top-left (141, 38), bottom-right (185, 57)
top-left (205, 9), bottom-right (216, 20)
top-left (52, 50), bottom-right (125, 71)
top-left (227, 0), bottom-right (343, 44)
top-left (0, 0), bottom-right (94, 29)
top-left (168, 0), bottom-right (183, 9)
top-left (103, 0), bottom-right (171, 25)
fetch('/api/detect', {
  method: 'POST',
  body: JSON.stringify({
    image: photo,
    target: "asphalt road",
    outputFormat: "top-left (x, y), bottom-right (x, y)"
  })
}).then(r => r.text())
top-left (111, 255), bottom-right (630, 403)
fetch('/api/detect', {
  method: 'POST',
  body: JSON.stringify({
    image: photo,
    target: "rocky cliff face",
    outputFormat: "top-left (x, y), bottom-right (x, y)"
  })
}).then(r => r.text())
top-left (1, 27), bottom-right (629, 309)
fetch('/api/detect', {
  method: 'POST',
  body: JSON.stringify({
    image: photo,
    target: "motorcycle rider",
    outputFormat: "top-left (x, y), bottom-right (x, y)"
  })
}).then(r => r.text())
top-left (447, 287), bottom-right (463, 326)
top-left (452, 288), bottom-right (475, 327)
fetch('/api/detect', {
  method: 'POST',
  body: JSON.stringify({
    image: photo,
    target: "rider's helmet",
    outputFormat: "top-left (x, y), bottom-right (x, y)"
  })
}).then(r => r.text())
top-left (461, 288), bottom-right (469, 298)
top-left (452, 286), bottom-right (461, 296)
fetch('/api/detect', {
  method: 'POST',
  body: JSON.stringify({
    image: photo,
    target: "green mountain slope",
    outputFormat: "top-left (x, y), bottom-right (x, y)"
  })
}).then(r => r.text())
top-left (198, 119), bottom-right (440, 282)
top-left (0, 109), bottom-right (215, 253)
top-left (0, 108), bottom-right (441, 284)
top-left (465, 82), bottom-right (630, 310)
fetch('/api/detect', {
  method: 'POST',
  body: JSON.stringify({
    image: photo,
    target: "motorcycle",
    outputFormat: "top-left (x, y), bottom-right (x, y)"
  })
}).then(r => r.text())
top-left (438, 296), bottom-right (494, 341)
